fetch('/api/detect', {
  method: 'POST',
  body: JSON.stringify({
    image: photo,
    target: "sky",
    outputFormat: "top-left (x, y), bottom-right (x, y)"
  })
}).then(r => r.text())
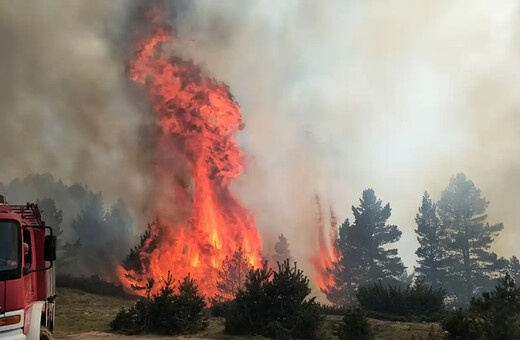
top-left (173, 1), bottom-right (520, 272)
top-left (0, 1), bottom-right (519, 292)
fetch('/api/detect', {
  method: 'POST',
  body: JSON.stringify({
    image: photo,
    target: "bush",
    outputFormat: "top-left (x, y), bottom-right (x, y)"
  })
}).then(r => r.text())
top-left (441, 309), bottom-right (480, 340)
top-left (442, 273), bottom-right (520, 340)
top-left (110, 273), bottom-right (208, 335)
top-left (357, 279), bottom-right (445, 320)
top-left (224, 260), bottom-right (323, 339)
top-left (335, 306), bottom-right (374, 340)
top-left (209, 295), bottom-right (233, 317)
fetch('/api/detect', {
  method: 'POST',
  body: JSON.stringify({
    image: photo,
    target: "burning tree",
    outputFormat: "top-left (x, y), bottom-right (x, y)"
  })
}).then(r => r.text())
top-left (118, 7), bottom-right (263, 296)
top-left (310, 196), bottom-right (339, 295)
top-left (216, 248), bottom-right (252, 298)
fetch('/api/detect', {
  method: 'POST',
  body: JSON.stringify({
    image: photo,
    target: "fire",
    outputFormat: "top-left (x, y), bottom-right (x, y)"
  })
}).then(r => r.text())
top-left (310, 195), bottom-right (339, 292)
top-left (118, 14), bottom-right (262, 297)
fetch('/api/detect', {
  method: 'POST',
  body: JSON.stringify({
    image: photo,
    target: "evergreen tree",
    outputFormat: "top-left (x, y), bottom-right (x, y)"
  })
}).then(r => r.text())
top-left (225, 260), bottom-right (322, 339)
top-left (437, 173), bottom-right (503, 304)
top-left (414, 192), bottom-right (445, 287)
top-left (216, 248), bottom-right (252, 298)
top-left (36, 198), bottom-right (64, 241)
top-left (272, 233), bottom-right (293, 264)
top-left (123, 222), bottom-right (153, 274)
top-left (328, 189), bottom-right (405, 304)
top-left (507, 256), bottom-right (520, 284)
top-left (327, 219), bottom-right (361, 305)
top-left (104, 199), bottom-right (134, 259)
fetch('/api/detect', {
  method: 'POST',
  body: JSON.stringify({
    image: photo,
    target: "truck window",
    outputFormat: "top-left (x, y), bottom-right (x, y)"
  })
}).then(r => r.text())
top-left (0, 220), bottom-right (21, 279)
top-left (22, 228), bottom-right (32, 269)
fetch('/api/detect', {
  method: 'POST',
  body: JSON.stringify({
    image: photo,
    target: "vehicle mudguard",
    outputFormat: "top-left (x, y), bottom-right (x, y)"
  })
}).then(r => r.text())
top-left (24, 301), bottom-right (45, 340)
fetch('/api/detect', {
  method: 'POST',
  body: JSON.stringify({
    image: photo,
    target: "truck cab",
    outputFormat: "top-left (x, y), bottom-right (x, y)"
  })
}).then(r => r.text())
top-left (0, 195), bottom-right (57, 340)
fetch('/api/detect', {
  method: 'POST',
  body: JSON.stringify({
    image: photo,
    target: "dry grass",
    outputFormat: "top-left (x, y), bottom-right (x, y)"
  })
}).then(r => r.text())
top-left (54, 288), bottom-right (136, 339)
top-left (54, 288), bottom-right (443, 340)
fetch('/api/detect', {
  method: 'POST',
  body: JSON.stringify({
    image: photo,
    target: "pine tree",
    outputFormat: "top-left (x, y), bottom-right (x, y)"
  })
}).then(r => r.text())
top-left (414, 192), bottom-right (445, 287)
top-left (225, 260), bottom-right (322, 339)
top-left (437, 173), bottom-right (504, 304)
top-left (123, 222), bottom-right (154, 273)
top-left (216, 248), bottom-right (252, 298)
top-left (328, 189), bottom-right (405, 304)
top-left (507, 256), bottom-right (520, 284)
top-left (272, 233), bottom-right (293, 264)
top-left (328, 219), bottom-right (361, 305)
top-left (36, 198), bottom-right (64, 241)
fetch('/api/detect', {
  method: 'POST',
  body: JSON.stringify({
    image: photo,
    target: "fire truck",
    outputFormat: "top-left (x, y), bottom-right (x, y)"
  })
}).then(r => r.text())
top-left (0, 195), bottom-right (57, 340)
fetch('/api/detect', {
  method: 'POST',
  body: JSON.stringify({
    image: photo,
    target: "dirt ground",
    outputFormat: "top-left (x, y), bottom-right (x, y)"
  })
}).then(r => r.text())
top-left (54, 288), bottom-right (442, 340)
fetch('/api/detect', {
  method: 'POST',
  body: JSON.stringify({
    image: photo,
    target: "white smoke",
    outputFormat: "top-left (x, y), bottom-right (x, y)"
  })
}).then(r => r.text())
top-left (170, 0), bottom-right (520, 283)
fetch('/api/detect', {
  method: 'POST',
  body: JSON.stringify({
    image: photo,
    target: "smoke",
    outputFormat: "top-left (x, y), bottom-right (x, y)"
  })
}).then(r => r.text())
top-left (166, 0), bottom-right (520, 284)
top-left (1, 1), bottom-right (519, 294)
top-left (0, 174), bottom-right (134, 279)
top-left (0, 1), bottom-right (155, 224)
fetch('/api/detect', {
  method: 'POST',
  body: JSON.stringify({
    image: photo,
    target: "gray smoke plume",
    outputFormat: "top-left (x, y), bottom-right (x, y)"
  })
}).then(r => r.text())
top-left (1, 1), bottom-right (520, 296)
top-left (0, 1), bottom-right (155, 224)
top-left (0, 174), bottom-right (134, 279)
top-left (168, 1), bottom-right (520, 293)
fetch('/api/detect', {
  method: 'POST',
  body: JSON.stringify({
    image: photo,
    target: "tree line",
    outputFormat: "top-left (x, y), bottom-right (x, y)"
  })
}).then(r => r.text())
top-left (324, 173), bottom-right (518, 306)
top-left (227, 173), bottom-right (516, 307)
top-left (0, 173), bottom-right (134, 279)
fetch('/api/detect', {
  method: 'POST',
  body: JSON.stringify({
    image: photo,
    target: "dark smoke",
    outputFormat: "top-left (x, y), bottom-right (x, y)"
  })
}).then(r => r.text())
top-left (0, 174), bottom-right (133, 279)
top-left (0, 1), bottom-right (156, 227)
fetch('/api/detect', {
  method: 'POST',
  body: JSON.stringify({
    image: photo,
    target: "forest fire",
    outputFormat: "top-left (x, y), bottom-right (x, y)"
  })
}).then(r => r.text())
top-left (310, 195), bottom-right (339, 293)
top-left (117, 16), bottom-right (262, 297)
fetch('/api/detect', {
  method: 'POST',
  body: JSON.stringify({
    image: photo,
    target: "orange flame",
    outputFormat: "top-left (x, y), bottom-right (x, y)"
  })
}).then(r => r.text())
top-left (310, 195), bottom-right (338, 292)
top-left (118, 15), bottom-right (262, 297)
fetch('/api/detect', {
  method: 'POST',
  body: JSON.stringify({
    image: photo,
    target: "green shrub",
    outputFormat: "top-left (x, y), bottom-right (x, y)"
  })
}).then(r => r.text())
top-left (442, 273), bottom-right (520, 340)
top-left (441, 309), bottom-right (480, 340)
top-left (357, 279), bottom-right (445, 320)
top-left (209, 295), bottom-right (233, 317)
top-left (335, 306), bottom-right (374, 340)
top-left (224, 260), bottom-right (323, 339)
top-left (110, 273), bottom-right (208, 335)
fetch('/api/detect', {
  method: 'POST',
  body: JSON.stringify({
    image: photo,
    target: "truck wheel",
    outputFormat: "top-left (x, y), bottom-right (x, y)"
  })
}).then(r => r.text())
top-left (40, 327), bottom-right (54, 340)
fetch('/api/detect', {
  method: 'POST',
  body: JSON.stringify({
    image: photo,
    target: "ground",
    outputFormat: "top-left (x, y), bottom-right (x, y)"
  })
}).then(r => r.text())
top-left (54, 288), bottom-right (442, 339)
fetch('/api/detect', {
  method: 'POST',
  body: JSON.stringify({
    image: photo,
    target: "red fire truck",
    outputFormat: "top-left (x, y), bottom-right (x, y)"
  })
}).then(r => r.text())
top-left (0, 195), bottom-right (57, 340)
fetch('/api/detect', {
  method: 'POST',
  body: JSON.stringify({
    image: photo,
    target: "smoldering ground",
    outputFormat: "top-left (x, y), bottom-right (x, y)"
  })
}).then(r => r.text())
top-left (0, 1), bottom-right (519, 291)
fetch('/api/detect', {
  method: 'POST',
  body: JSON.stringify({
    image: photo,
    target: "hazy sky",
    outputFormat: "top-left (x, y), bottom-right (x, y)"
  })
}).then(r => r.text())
top-left (0, 1), bottom-right (519, 293)
top-left (173, 0), bottom-right (520, 275)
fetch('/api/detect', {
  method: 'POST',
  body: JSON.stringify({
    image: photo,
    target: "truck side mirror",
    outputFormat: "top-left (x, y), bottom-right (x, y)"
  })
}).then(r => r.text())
top-left (44, 235), bottom-right (57, 262)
